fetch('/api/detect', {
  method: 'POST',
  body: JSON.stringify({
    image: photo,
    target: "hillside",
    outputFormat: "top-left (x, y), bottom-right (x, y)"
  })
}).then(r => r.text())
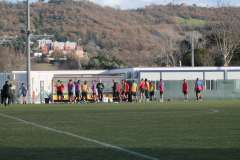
top-left (0, 1), bottom-right (240, 69)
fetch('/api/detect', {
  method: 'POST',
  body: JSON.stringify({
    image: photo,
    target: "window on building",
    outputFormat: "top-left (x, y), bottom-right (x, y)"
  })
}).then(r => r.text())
top-left (133, 72), bottom-right (139, 79)
top-left (155, 80), bottom-right (160, 90)
top-left (127, 72), bottom-right (132, 79)
top-left (206, 80), bottom-right (217, 91)
top-left (235, 80), bottom-right (240, 89)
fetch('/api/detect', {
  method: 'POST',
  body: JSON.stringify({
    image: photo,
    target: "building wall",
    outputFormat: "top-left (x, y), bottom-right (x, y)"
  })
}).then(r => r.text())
top-left (162, 72), bottom-right (203, 80)
top-left (139, 71), bottom-right (227, 81)
top-left (140, 72), bottom-right (160, 81)
top-left (227, 72), bottom-right (240, 80)
top-left (205, 72), bottom-right (224, 80)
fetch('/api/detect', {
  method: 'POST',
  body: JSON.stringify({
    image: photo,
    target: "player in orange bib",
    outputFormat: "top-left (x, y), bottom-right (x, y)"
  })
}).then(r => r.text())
top-left (131, 80), bottom-right (138, 102)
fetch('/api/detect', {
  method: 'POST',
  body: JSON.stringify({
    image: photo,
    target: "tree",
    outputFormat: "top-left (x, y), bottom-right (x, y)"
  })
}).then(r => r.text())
top-left (182, 48), bottom-right (213, 66)
top-left (51, 50), bottom-right (65, 60)
top-left (156, 35), bottom-right (179, 67)
top-left (85, 55), bottom-right (125, 69)
top-left (210, 1), bottom-right (240, 66)
top-left (0, 47), bottom-right (25, 71)
top-left (180, 32), bottom-right (214, 66)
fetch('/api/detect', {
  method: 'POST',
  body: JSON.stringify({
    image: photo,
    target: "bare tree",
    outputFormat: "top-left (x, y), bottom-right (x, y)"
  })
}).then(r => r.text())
top-left (0, 47), bottom-right (25, 71)
top-left (166, 38), bottom-right (177, 66)
top-left (156, 38), bottom-right (178, 67)
top-left (210, 1), bottom-right (240, 66)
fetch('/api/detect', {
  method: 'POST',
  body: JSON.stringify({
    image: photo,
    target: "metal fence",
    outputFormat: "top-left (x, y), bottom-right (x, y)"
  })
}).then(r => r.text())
top-left (155, 80), bottom-right (240, 100)
top-left (2, 78), bottom-right (240, 103)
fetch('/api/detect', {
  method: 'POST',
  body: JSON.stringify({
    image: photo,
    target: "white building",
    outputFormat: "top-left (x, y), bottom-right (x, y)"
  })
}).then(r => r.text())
top-left (53, 41), bottom-right (65, 51)
top-left (38, 39), bottom-right (53, 49)
top-left (109, 67), bottom-right (240, 81)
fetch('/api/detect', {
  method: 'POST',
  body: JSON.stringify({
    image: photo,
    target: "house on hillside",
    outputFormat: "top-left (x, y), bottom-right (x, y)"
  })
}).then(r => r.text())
top-left (33, 39), bottom-right (87, 62)
top-left (38, 39), bottom-right (53, 55)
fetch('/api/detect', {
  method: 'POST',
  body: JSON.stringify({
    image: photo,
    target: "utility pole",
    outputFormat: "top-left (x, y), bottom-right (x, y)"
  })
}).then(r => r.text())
top-left (27, 0), bottom-right (31, 104)
top-left (190, 31), bottom-right (198, 67)
top-left (26, 1), bottom-right (53, 104)
top-left (191, 33), bottom-right (195, 67)
top-left (77, 38), bottom-right (82, 70)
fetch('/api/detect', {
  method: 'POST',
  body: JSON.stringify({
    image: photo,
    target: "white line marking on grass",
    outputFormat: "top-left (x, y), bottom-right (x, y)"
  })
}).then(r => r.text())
top-left (0, 113), bottom-right (159, 160)
top-left (209, 109), bottom-right (220, 113)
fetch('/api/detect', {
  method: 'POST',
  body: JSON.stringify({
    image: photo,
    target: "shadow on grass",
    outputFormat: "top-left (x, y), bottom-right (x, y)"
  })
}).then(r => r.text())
top-left (0, 147), bottom-right (240, 160)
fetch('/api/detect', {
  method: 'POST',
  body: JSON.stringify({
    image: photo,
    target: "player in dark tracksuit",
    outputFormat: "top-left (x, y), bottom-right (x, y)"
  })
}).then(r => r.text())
top-left (97, 80), bottom-right (104, 102)
top-left (2, 81), bottom-right (10, 106)
top-left (0, 88), bottom-right (4, 105)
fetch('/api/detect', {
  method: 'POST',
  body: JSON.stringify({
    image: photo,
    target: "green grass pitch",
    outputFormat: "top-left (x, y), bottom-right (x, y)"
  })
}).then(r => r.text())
top-left (0, 100), bottom-right (240, 160)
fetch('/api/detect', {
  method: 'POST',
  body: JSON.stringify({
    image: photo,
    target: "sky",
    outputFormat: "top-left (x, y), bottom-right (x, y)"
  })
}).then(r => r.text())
top-left (7, 0), bottom-right (240, 9)
top-left (88, 0), bottom-right (240, 9)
